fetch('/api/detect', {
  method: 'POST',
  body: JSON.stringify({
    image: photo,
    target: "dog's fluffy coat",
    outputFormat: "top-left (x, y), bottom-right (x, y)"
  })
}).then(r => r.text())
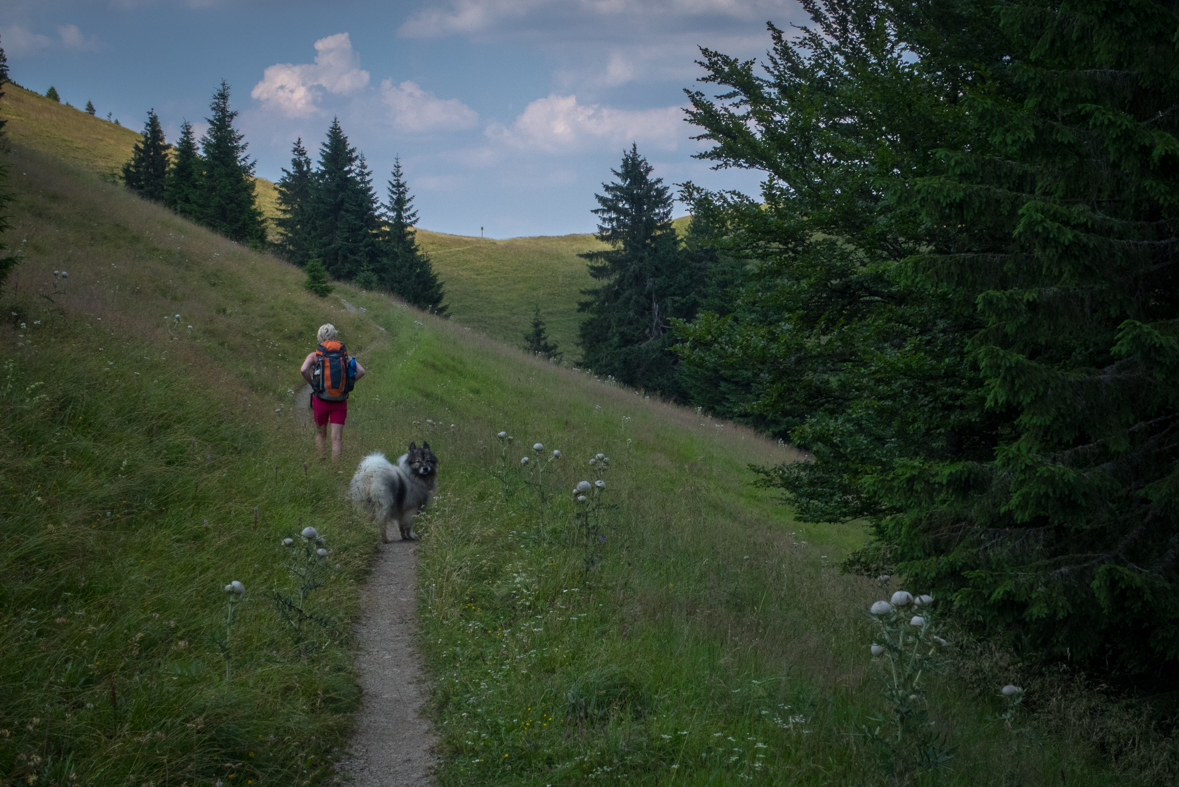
top-left (348, 442), bottom-right (438, 542)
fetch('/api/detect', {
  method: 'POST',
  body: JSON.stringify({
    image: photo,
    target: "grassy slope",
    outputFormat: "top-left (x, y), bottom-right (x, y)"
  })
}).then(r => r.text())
top-left (1, 83), bottom-right (595, 356)
top-left (4, 93), bottom-right (1169, 787)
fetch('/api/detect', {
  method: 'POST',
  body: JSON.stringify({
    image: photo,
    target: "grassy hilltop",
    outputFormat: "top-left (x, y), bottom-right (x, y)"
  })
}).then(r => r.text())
top-left (1, 88), bottom-right (1172, 786)
top-left (1, 84), bottom-right (597, 355)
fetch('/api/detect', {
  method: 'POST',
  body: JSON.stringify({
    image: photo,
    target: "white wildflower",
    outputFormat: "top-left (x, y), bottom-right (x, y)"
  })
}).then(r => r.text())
top-left (230, 580), bottom-right (244, 595)
top-left (871, 644), bottom-right (884, 657)
top-left (317, 548), bottom-right (328, 557)
top-left (301, 526), bottom-right (319, 540)
top-left (533, 442), bottom-right (544, 451)
top-left (890, 590), bottom-right (914, 607)
top-left (576, 481), bottom-right (592, 493)
top-left (909, 615), bottom-right (925, 628)
top-left (870, 600), bottom-right (892, 616)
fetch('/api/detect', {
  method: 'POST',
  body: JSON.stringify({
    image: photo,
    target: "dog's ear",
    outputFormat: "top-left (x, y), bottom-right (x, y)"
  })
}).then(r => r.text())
top-left (409, 441), bottom-right (417, 451)
top-left (423, 441), bottom-right (431, 451)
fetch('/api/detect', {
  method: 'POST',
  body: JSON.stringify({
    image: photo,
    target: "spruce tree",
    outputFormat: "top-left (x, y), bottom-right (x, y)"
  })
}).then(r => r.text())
top-left (303, 257), bottom-right (333, 297)
top-left (274, 138), bottom-right (315, 266)
top-left (0, 37), bottom-right (17, 294)
top-left (45, 86), bottom-right (60, 103)
top-left (374, 157), bottom-right (446, 313)
top-left (310, 118), bottom-right (371, 280)
top-left (523, 306), bottom-right (562, 361)
top-left (682, 0), bottom-right (1179, 679)
top-left (164, 120), bottom-right (203, 222)
top-left (578, 144), bottom-right (689, 397)
top-left (199, 81), bottom-right (266, 246)
top-left (121, 109), bottom-right (169, 202)
top-left (85, 100), bottom-right (95, 116)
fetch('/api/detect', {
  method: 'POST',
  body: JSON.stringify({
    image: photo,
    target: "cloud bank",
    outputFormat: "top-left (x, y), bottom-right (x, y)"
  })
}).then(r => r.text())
top-left (487, 94), bottom-right (683, 152)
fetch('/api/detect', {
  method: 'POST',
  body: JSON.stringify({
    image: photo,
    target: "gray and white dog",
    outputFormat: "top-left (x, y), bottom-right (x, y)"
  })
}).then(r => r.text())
top-left (348, 442), bottom-right (438, 542)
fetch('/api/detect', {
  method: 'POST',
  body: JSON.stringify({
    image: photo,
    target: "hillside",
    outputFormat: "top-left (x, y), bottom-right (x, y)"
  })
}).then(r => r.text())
top-left (0, 84), bottom-right (595, 354)
top-left (3, 88), bottom-right (1168, 787)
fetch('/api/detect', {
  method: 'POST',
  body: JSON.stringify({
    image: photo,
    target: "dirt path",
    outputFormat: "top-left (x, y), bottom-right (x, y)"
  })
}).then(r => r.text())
top-left (295, 328), bottom-right (440, 785)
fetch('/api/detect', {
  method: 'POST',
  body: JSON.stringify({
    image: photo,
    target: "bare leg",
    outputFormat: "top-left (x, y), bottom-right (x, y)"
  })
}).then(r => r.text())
top-left (315, 423), bottom-right (328, 459)
top-left (330, 423), bottom-right (344, 464)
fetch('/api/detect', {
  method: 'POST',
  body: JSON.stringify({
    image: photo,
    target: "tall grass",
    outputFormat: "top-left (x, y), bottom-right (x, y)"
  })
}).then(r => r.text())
top-left (3, 128), bottom-right (1177, 787)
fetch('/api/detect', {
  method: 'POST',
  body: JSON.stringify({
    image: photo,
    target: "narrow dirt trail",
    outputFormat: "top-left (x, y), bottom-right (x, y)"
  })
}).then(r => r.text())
top-left (294, 318), bottom-right (440, 785)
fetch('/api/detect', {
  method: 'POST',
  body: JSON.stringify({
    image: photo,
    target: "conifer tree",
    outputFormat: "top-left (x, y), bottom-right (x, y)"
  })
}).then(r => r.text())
top-left (122, 109), bottom-right (169, 203)
top-left (274, 138), bottom-right (315, 266)
top-left (85, 100), bottom-right (95, 116)
top-left (0, 37), bottom-right (18, 294)
top-left (164, 120), bottom-right (203, 222)
top-left (682, 0), bottom-right (1179, 679)
top-left (45, 86), bottom-right (59, 103)
top-left (579, 144), bottom-right (690, 397)
top-left (380, 157), bottom-right (446, 314)
top-left (310, 118), bottom-right (371, 280)
top-left (303, 257), bottom-right (333, 297)
top-left (199, 81), bottom-right (265, 246)
top-left (523, 306), bottom-right (562, 361)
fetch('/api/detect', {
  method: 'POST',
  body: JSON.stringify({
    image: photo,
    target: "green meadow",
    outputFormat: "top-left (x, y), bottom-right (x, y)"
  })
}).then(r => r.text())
top-left (1, 90), bottom-right (1176, 786)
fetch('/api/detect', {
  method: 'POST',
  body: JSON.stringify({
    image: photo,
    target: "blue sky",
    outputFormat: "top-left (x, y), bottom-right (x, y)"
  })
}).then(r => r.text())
top-left (3, 0), bottom-right (804, 238)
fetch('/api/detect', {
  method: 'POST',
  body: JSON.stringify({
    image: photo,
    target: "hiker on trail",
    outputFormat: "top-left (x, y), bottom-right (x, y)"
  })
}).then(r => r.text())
top-left (301, 323), bottom-right (365, 463)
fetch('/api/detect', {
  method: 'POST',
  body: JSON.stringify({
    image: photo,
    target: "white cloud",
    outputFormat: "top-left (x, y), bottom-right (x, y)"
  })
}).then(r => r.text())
top-left (1, 23), bottom-right (100, 57)
top-left (487, 94), bottom-right (683, 153)
top-left (380, 79), bottom-right (478, 133)
top-left (400, 0), bottom-right (793, 38)
top-left (251, 32), bottom-right (370, 117)
top-left (56, 24), bottom-right (101, 51)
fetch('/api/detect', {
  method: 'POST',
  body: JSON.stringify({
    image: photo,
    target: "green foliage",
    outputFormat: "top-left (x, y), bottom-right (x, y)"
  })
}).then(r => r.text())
top-left (274, 137), bottom-right (315, 266)
top-left (0, 40), bottom-right (17, 294)
top-left (44, 85), bottom-right (59, 103)
top-left (375, 157), bottom-right (448, 314)
top-left (164, 120), bottom-right (203, 221)
top-left (198, 81), bottom-right (266, 246)
top-left (680, 0), bottom-right (1179, 680)
top-left (303, 257), bottom-right (333, 297)
top-left (121, 108), bottom-right (168, 202)
top-left (309, 118), bottom-right (376, 281)
top-left (579, 144), bottom-right (694, 398)
top-left (522, 304), bottom-right (562, 361)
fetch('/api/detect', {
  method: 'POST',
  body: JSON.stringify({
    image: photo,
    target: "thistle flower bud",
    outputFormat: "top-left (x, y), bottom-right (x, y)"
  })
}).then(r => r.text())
top-left (317, 548), bottom-right (328, 557)
top-left (933, 636), bottom-right (948, 646)
top-left (301, 526), bottom-right (318, 540)
top-left (230, 580), bottom-right (244, 595)
top-left (602, 457), bottom-right (610, 465)
top-left (870, 644), bottom-right (884, 656)
top-left (595, 479), bottom-right (605, 488)
top-left (915, 594), bottom-right (934, 606)
top-left (576, 495), bottom-right (587, 503)
top-left (1002, 685), bottom-right (1023, 697)
top-left (890, 591), bottom-right (913, 607)
top-left (224, 583), bottom-right (234, 594)
top-left (533, 443), bottom-right (544, 451)
top-left (576, 481), bottom-right (592, 493)
top-left (870, 600), bottom-right (892, 616)
top-left (282, 538), bottom-right (294, 546)
top-left (596, 453), bottom-right (605, 460)
top-left (521, 456), bottom-right (530, 464)
top-left (497, 431), bottom-right (507, 439)
top-left (909, 615), bottom-right (925, 627)
top-left (589, 457), bottom-right (596, 465)
top-left (552, 449), bottom-right (561, 458)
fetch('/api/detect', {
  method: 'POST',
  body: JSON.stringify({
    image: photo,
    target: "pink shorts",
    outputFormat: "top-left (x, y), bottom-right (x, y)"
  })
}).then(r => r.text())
top-left (312, 395), bottom-right (348, 426)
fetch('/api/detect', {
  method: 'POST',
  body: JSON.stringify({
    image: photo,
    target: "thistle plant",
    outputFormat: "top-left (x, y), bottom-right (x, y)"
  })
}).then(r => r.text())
top-left (864, 590), bottom-right (953, 784)
top-left (571, 471), bottom-right (612, 572)
top-left (215, 580), bottom-right (245, 681)
top-left (521, 442), bottom-right (562, 506)
top-left (165, 313), bottom-right (182, 339)
top-left (268, 526), bottom-right (338, 652)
